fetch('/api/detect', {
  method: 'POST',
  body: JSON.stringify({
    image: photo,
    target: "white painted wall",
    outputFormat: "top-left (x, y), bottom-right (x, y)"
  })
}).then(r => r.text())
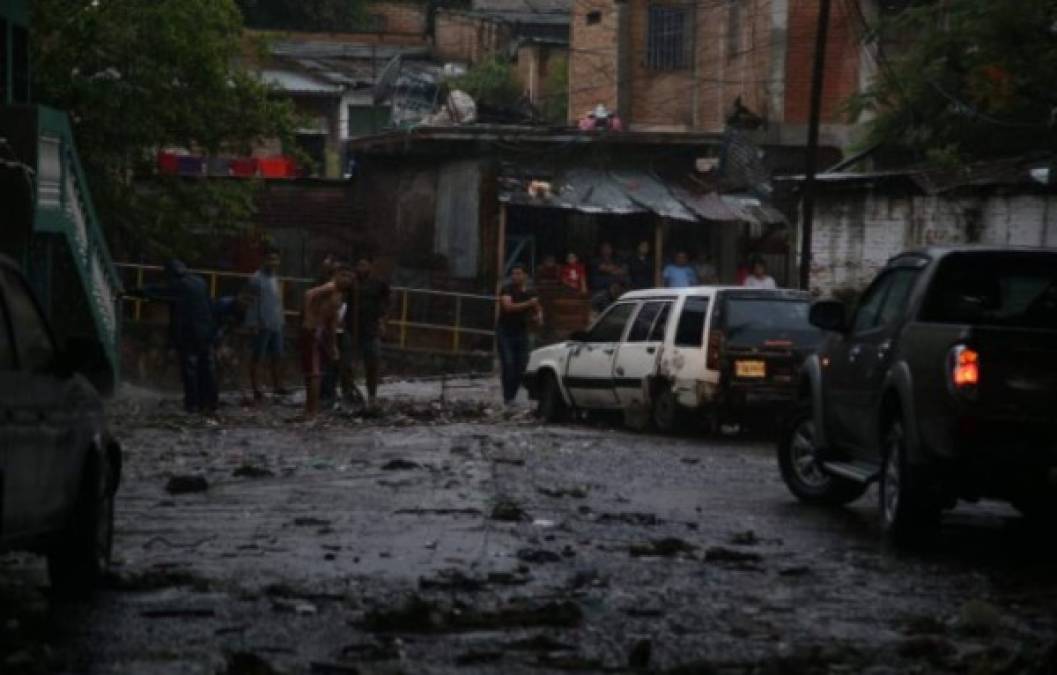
top-left (804, 189), bottom-right (1057, 294)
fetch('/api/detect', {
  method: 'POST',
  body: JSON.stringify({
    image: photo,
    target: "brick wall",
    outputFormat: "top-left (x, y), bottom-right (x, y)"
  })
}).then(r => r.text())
top-left (783, 0), bottom-right (860, 125)
top-left (434, 10), bottom-right (511, 63)
top-left (368, 1), bottom-right (428, 35)
top-left (569, 0), bottom-right (863, 132)
top-left (568, 0), bottom-right (620, 122)
top-left (806, 189), bottom-right (1057, 294)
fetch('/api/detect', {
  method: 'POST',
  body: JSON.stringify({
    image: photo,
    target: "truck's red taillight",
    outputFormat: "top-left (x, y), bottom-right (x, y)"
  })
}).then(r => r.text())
top-left (706, 329), bottom-right (723, 370)
top-left (950, 345), bottom-right (980, 389)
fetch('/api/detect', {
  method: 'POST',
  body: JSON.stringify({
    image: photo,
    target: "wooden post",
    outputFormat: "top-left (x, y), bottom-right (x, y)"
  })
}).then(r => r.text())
top-left (494, 204), bottom-right (508, 371)
top-left (134, 265), bottom-right (144, 321)
top-left (653, 219), bottom-right (664, 287)
top-left (399, 289), bottom-right (409, 349)
top-left (798, 0), bottom-right (832, 290)
top-left (452, 296), bottom-right (462, 353)
top-left (496, 204), bottom-right (508, 297)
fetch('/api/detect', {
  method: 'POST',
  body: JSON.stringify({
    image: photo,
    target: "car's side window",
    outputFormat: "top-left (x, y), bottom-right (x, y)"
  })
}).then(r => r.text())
top-left (0, 292), bottom-right (14, 371)
top-left (626, 301), bottom-right (665, 342)
top-left (852, 274), bottom-right (896, 334)
top-left (1, 269), bottom-right (56, 373)
top-left (875, 269), bottom-right (919, 328)
top-left (588, 302), bottom-right (636, 343)
top-left (648, 302), bottom-right (672, 342)
top-left (674, 296), bottom-right (709, 347)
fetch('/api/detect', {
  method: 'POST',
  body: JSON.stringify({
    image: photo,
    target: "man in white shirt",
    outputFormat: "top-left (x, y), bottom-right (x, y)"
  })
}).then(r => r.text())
top-left (743, 256), bottom-right (777, 289)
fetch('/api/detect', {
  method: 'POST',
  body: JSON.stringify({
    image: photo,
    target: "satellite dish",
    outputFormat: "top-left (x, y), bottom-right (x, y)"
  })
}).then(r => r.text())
top-left (373, 55), bottom-right (402, 105)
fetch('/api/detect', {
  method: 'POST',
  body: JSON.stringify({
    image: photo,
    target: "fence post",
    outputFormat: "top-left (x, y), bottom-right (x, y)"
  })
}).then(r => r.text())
top-left (134, 265), bottom-right (144, 321)
top-left (400, 289), bottom-right (409, 348)
top-left (209, 272), bottom-right (217, 299)
top-left (452, 296), bottom-right (462, 353)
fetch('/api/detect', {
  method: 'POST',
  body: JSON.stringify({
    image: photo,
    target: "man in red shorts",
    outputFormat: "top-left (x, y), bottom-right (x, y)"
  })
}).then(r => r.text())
top-left (301, 262), bottom-right (353, 419)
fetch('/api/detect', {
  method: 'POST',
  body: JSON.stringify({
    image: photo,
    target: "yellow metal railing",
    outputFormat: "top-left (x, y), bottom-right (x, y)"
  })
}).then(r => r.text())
top-left (116, 262), bottom-right (496, 355)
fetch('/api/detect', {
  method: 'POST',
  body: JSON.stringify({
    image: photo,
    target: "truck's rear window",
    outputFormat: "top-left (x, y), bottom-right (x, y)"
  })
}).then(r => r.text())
top-left (722, 298), bottom-right (821, 347)
top-left (920, 252), bottom-right (1057, 330)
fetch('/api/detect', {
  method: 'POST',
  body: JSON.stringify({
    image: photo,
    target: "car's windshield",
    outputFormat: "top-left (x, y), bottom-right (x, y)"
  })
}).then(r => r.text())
top-left (722, 298), bottom-right (822, 348)
top-left (920, 253), bottom-right (1057, 330)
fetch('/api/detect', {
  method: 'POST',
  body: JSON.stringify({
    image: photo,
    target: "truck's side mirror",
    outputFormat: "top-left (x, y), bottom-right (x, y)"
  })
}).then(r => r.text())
top-left (809, 300), bottom-right (848, 333)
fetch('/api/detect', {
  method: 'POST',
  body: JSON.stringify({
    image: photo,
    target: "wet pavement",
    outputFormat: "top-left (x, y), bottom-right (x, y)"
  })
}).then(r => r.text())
top-left (2, 379), bottom-right (1056, 674)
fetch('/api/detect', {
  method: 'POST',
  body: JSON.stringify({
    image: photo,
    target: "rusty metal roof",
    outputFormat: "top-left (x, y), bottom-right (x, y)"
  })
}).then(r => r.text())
top-left (500, 169), bottom-right (778, 224)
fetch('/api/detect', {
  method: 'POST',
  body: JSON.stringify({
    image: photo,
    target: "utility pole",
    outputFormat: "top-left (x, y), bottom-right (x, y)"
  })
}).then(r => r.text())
top-left (798, 0), bottom-right (832, 290)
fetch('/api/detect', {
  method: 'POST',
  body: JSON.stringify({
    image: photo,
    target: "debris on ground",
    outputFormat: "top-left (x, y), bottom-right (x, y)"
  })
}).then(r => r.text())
top-left (165, 475), bottom-right (209, 494)
top-left (628, 638), bottom-right (652, 669)
top-left (380, 459), bottom-right (419, 471)
top-left (517, 548), bottom-right (562, 564)
top-left (224, 651), bottom-right (282, 675)
top-left (629, 538), bottom-right (696, 557)
top-left (490, 499), bottom-right (529, 522)
top-left (704, 546), bottom-right (763, 566)
top-left (597, 512), bottom-right (662, 526)
top-left (233, 464), bottom-right (275, 478)
top-left (362, 596), bottom-right (582, 633)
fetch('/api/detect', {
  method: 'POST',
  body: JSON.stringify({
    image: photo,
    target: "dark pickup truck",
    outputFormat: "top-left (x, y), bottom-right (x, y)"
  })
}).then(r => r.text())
top-left (777, 247), bottom-right (1057, 540)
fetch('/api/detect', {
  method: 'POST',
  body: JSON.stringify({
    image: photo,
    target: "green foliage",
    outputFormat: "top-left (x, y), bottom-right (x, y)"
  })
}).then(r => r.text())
top-left (848, 0), bottom-right (1057, 165)
top-left (449, 58), bottom-right (522, 108)
top-left (236, 0), bottom-right (367, 32)
top-left (32, 0), bottom-right (300, 259)
top-left (541, 54), bottom-right (569, 125)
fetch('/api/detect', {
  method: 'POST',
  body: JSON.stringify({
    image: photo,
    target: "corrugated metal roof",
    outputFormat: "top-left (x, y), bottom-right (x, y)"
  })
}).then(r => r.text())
top-left (609, 170), bottom-right (697, 222)
top-left (259, 69), bottom-right (343, 94)
top-left (498, 169), bottom-right (777, 225)
top-left (671, 188), bottom-right (742, 222)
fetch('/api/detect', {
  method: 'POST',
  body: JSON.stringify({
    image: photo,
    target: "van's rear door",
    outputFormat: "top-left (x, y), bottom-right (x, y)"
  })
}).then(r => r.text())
top-left (717, 291), bottom-right (823, 394)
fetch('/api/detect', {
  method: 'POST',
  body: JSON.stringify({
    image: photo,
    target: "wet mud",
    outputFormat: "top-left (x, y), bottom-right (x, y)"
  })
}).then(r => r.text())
top-left (2, 380), bottom-right (1056, 674)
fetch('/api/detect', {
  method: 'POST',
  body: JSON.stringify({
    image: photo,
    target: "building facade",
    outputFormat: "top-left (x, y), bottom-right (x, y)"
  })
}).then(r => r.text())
top-left (568, 0), bottom-right (875, 148)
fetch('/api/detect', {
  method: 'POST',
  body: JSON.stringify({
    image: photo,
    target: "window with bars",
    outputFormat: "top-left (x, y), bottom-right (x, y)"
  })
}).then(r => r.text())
top-left (646, 5), bottom-right (691, 71)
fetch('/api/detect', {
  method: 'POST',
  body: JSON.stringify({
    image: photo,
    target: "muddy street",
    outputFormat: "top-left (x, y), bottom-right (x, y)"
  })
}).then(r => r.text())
top-left (2, 381), bottom-right (1056, 674)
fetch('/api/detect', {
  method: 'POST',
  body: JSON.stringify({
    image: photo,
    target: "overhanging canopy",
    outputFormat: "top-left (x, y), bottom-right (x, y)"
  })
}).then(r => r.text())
top-left (500, 169), bottom-right (783, 225)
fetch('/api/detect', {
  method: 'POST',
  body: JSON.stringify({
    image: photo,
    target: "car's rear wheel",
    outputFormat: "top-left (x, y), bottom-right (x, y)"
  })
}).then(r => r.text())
top-left (48, 456), bottom-right (114, 597)
top-left (652, 386), bottom-right (681, 434)
top-left (536, 372), bottom-right (569, 423)
top-left (778, 408), bottom-right (867, 506)
top-left (879, 418), bottom-right (939, 542)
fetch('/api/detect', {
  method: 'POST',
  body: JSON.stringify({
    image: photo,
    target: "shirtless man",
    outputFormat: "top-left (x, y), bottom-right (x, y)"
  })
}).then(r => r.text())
top-left (301, 262), bottom-right (353, 419)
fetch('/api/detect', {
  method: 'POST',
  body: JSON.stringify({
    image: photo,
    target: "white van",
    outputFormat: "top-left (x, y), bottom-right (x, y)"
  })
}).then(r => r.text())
top-left (522, 286), bottom-right (821, 431)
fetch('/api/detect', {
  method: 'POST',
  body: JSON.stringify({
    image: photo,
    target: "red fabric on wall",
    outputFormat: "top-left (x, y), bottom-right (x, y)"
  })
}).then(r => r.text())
top-left (157, 151), bottom-right (179, 175)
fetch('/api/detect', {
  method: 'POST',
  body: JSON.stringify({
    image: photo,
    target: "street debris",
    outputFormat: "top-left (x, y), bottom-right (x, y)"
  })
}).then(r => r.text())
top-left (165, 474), bottom-right (209, 494)
top-left (490, 499), bottom-right (529, 522)
top-left (629, 538), bottom-right (696, 557)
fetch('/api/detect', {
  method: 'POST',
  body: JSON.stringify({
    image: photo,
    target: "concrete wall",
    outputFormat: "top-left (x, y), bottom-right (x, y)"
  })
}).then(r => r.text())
top-left (806, 188), bottom-right (1057, 294)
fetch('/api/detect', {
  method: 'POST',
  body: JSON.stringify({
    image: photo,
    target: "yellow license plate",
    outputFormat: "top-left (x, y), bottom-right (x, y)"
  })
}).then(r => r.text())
top-left (735, 360), bottom-right (766, 378)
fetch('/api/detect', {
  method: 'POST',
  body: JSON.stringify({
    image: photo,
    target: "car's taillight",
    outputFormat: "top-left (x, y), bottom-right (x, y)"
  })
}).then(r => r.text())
top-left (707, 329), bottom-right (723, 370)
top-left (949, 345), bottom-right (980, 393)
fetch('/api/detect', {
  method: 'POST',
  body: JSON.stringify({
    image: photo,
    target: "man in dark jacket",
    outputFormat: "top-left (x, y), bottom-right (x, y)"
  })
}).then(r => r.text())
top-left (130, 259), bottom-right (218, 414)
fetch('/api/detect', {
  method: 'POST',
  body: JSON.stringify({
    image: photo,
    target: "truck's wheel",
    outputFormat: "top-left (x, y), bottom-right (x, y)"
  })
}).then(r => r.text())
top-left (778, 407), bottom-right (867, 506)
top-left (879, 418), bottom-right (939, 542)
top-left (536, 372), bottom-right (569, 423)
top-left (48, 457), bottom-right (114, 597)
top-left (652, 386), bottom-right (681, 434)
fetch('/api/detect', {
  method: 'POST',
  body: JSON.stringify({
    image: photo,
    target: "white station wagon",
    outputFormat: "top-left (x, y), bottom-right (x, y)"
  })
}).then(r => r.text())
top-left (523, 286), bottom-right (822, 431)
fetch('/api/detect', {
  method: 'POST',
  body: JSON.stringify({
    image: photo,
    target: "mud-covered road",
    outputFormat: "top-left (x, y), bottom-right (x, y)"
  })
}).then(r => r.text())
top-left (2, 380), bottom-right (1056, 674)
